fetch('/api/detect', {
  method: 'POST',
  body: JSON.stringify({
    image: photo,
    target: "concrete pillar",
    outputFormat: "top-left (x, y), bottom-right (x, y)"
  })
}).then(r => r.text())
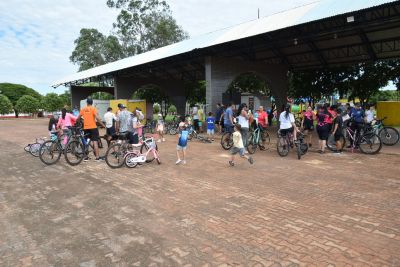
top-left (114, 76), bottom-right (135, 99)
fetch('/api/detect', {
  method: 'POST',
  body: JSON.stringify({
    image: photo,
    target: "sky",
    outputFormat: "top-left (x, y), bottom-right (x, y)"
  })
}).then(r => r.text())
top-left (0, 0), bottom-right (394, 95)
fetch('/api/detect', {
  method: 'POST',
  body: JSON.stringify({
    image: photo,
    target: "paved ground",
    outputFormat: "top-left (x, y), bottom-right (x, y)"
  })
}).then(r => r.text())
top-left (0, 119), bottom-right (399, 267)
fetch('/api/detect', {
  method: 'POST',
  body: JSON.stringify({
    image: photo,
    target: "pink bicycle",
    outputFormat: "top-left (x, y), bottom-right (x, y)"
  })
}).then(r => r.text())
top-left (124, 138), bottom-right (161, 168)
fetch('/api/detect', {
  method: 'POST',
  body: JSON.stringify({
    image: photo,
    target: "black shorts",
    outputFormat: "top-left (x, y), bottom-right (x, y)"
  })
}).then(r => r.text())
top-left (316, 124), bottom-right (330, 141)
top-left (334, 132), bottom-right (343, 141)
top-left (84, 128), bottom-right (99, 141)
top-left (280, 127), bottom-right (294, 136)
top-left (128, 132), bottom-right (139, 144)
top-left (106, 126), bottom-right (116, 136)
top-left (303, 120), bottom-right (314, 131)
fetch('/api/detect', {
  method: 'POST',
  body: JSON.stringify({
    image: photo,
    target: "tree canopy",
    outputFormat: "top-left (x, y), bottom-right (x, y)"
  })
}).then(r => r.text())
top-left (227, 73), bottom-right (271, 97)
top-left (0, 83), bottom-right (42, 106)
top-left (15, 95), bottom-right (40, 114)
top-left (70, 0), bottom-right (188, 71)
top-left (0, 94), bottom-right (13, 115)
top-left (41, 93), bottom-right (64, 112)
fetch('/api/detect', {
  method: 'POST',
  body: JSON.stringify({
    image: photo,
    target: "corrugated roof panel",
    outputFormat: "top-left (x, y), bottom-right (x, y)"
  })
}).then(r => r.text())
top-left (52, 0), bottom-right (397, 87)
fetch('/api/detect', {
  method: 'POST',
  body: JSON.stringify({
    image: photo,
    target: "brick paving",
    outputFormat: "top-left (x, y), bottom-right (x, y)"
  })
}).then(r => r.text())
top-left (0, 119), bottom-right (399, 266)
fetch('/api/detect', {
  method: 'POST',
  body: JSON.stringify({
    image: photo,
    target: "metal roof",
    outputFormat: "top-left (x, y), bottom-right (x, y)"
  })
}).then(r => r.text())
top-left (52, 0), bottom-right (397, 87)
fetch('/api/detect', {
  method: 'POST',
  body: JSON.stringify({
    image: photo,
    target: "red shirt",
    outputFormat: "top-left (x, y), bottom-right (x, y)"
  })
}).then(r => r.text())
top-left (327, 109), bottom-right (336, 124)
top-left (257, 111), bottom-right (268, 127)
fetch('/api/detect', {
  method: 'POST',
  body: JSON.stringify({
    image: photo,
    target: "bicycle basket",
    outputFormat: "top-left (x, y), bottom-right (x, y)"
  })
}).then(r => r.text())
top-left (50, 133), bottom-right (58, 141)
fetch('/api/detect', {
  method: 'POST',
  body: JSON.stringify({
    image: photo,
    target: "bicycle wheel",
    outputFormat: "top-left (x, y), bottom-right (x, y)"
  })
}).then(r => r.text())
top-left (64, 140), bottom-right (85, 166)
top-left (259, 131), bottom-right (270, 151)
top-left (359, 133), bottom-right (382, 155)
top-left (297, 142), bottom-right (302, 160)
top-left (300, 141), bottom-right (309, 155)
top-left (247, 133), bottom-right (257, 154)
top-left (326, 134), bottom-right (346, 151)
top-left (105, 143), bottom-right (127, 168)
top-left (277, 137), bottom-right (289, 157)
top-left (140, 142), bottom-right (156, 163)
top-left (221, 132), bottom-right (233, 150)
top-left (379, 127), bottom-right (399, 146)
top-left (125, 151), bottom-right (140, 168)
top-left (39, 140), bottom-right (62, 165)
top-left (169, 127), bottom-right (177, 135)
top-left (29, 142), bottom-right (41, 157)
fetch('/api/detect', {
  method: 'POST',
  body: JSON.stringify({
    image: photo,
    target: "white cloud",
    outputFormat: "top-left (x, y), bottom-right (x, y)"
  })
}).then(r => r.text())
top-left (0, 0), bottom-right (314, 95)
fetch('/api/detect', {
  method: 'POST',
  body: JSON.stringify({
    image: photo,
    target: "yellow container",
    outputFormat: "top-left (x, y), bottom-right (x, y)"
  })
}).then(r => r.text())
top-left (377, 101), bottom-right (400, 126)
top-left (110, 99), bottom-right (147, 118)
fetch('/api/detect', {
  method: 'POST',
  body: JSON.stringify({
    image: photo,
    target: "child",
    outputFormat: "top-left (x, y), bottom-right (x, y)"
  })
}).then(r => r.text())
top-left (206, 112), bottom-right (215, 141)
top-left (229, 124), bottom-right (254, 166)
top-left (176, 116), bottom-right (188, 165)
top-left (156, 113), bottom-right (165, 143)
top-left (332, 108), bottom-right (344, 153)
top-left (48, 115), bottom-right (58, 136)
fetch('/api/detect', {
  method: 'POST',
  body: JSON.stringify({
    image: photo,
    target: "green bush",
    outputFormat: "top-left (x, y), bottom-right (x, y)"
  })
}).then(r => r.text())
top-left (15, 95), bottom-right (40, 115)
top-left (0, 94), bottom-right (13, 115)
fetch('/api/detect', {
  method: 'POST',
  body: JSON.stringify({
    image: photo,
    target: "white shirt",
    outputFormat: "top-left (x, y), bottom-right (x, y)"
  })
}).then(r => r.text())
top-left (233, 131), bottom-right (244, 148)
top-left (104, 112), bottom-right (116, 128)
top-left (238, 115), bottom-right (249, 128)
top-left (365, 110), bottom-right (374, 123)
top-left (279, 112), bottom-right (295, 129)
top-left (192, 107), bottom-right (199, 120)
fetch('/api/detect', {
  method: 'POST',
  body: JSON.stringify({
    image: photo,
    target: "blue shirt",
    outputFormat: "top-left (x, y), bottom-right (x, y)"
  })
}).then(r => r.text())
top-left (351, 108), bottom-right (364, 123)
top-left (178, 130), bottom-right (188, 147)
top-left (224, 107), bottom-right (233, 126)
top-left (207, 117), bottom-right (215, 130)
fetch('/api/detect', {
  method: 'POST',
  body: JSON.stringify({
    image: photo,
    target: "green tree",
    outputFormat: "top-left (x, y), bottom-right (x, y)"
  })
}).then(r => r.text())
top-left (132, 84), bottom-right (168, 104)
top-left (0, 94), bottom-right (13, 115)
top-left (59, 90), bottom-right (71, 108)
top-left (15, 95), bottom-right (40, 115)
top-left (227, 73), bottom-right (270, 96)
top-left (0, 83), bottom-right (42, 117)
top-left (41, 93), bottom-right (64, 112)
top-left (107, 0), bottom-right (188, 56)
top-left (70, 29), bottom-right (124, 71)
top-left (168, 104), bottom-right (177, 114)
top-left (90, 92), bottom-right (115, 100)
top-left (185, 80), bottom-right (206, 105)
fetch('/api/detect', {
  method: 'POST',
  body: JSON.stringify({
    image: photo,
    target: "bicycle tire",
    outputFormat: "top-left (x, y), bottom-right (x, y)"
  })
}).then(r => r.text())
top-left (169, 127), bottom-right (177, 135)
top-left (105, 143), bottom-right (127, 169)
top-left (277, 137), bottom-right (290, 157)
top-left (125, 151), bottom-right (140, 168)
top-left (300, 142), bottom-right (309, 155)
top-left (39, 140), bottom-right (62, 165)
top-left (24, 144), bottom-right (31, 152)
top-left (297, 142), bottom-right (302, 160)
top-left (247, 133), bottom-right (257, 154)
top-left (379, 127), bottom-right (399, 146)
top-left (64, 140), bottom-right (85, 166)
top-left (221, 132), bottom-right (233, 150)
top-left (326, 134), bottom-right (346, 152)
top-left (29, 142), bottom-right (41, 157)
top-left (259, 131), bottom-right (270, 151)
top-left (359, 133), bottom-right (382, 155)
top-left (140, 142), bottom-right (156, 163)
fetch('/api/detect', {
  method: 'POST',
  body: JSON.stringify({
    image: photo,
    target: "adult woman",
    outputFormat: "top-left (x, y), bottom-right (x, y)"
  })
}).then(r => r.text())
top-left (316, 104), bottom-right (332, 154)
top-left (301, 106), bottom-right (315, 147)
top-left (279, 104), bottom-right (297, 141)
top-left (237, 103), bottom-right (250, 149)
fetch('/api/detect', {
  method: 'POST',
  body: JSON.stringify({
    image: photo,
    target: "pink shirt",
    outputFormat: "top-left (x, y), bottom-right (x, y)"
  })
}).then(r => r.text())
top-left (57, 113), bottom-right (77, 129)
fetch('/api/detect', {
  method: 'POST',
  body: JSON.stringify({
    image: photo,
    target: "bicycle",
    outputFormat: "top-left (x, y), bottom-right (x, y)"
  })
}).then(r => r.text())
top-left (326, 123), bottom-right (382, 154)
top-left (364, 117), bottom-right (399, 146)
top-left (125, 138), bottom-right (161, 168)
top-left (247, 126), bottom-right (270, 154)
top-left (63, 127), bottom-right (96, 166)
top-left (39, 132), bottom-right (64, 165)
top-left (277, 130), bottom-right (308, 159)
top-left (25, 137), bottom-right (47, 157)
top-left (105, 132), bottom-right (158, 169)
top-left (220, 131), bottom-right (233, 150)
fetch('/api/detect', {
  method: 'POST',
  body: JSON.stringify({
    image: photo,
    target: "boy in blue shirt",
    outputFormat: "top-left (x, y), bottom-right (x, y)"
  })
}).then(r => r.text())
top-left (206, 112), bottom-right (215, 141)
top-left (176, 116), bottom-right (189, 165)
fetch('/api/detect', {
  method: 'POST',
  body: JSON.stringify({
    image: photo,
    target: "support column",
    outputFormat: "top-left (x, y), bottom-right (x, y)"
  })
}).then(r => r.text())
top-left (114, 76), bottom-right (135, 99)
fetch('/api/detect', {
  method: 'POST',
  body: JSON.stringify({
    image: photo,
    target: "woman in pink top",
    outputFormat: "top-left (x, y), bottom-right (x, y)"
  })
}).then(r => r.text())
top-left (57, 108), bottom-right (77, 144)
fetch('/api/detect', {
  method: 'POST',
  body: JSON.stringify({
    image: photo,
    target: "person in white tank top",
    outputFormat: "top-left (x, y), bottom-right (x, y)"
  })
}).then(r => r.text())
top-left (237, 103), bottom-right (250, 149)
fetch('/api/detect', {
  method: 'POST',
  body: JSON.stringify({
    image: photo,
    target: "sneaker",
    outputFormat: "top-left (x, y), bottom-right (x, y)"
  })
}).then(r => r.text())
top-left (229, 161), bottom-right (234, 166)
top-left (83, 157), bottom-right (90, 162)
top-left (248, 157), bottom-right (254, 164)
top-left (244, 150), bottom-right (249, 154)
top-left (175, 159), bottom-right (182, 165)
top-left (333, 150), bottom-right (342, 154)
top-left (182, 160), bottom-right (186, 165)
top-left (162, 138), bottom-right (165, 142)
top-left (157, 139), bottom-right (161, 143)
top-left (95, 157), bottom-right (105, 162)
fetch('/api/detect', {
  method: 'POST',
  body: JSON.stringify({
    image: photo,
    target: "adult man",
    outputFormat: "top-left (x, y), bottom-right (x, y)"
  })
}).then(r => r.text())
top-left (224, 102), bottom-right (235, 133)
top-left (104, 107), bottom-right (117, 144)
top-left (192, 105), bottom-right (199, 131)
top-left (215, 103), bottom-right (224, 134)
top-left (257, 106), bottom-right (268, 129)
top-left (76, 98), bottom-right (106, 161)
